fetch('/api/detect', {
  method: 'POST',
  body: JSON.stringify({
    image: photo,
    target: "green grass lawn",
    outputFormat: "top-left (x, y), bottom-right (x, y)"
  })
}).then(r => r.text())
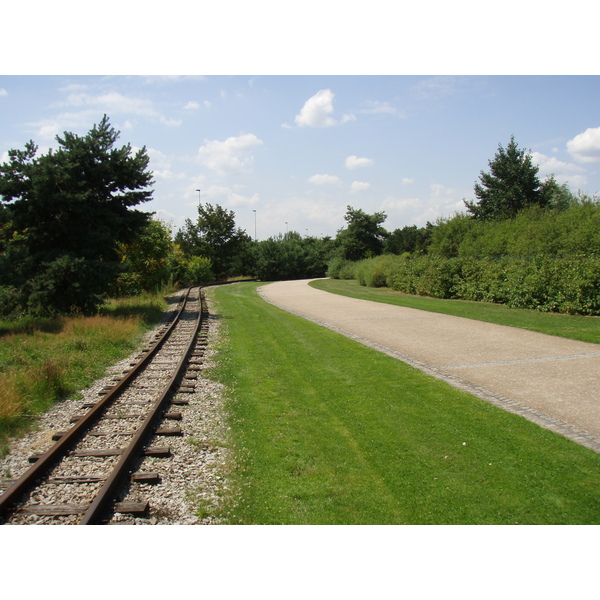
top-left (210, 282), bottom-right (600, 525)
top-left (310, 278), bottom-right (600, 344)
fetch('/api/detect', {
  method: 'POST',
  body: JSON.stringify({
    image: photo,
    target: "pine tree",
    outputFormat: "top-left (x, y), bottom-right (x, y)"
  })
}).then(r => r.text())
top-left (0, 116), bottom-right (153, 315)
top-left (464, 136), bottom-right (546, 221)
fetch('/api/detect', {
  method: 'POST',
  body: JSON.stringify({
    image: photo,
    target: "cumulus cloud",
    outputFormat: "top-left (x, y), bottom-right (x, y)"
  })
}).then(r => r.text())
top-left (308, 174), bottom-right (342, 186)
top-left (30, 89), bottom-right (183, 139)
top-left (184, 100), bottom-right (200, 110)
top-left (63, 91), bottom-right (158, 116)
top-left (567, 127), bottom-right (600, 163)
top-left (146, 147), bottom-right (185, 181)
top-left (402, 178), bottom-right (414, 185)
top-left (531, 151), bottom-right (586, 186)
top-left (294, 89), bottom-right (354, 128)
top-left (259, 195), bottom-right (344, 238)
top-left (203, 185), bottom-right (259, 207)
top-left (0, 88), bottom-right (7, 97)
top-left (198, 133), bottom-right (263, 176)
top-left (382, 183), bottom-right (464, 227)
top-left (345, 155), bottom-right (374, 169)
top-left (351, 181), bottom-right (370, 193)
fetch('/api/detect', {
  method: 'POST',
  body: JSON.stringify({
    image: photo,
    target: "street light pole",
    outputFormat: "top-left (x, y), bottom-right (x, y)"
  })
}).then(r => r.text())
top-left (195, 189), bottom-right (201, 208)
top-left (253, 210), bottom-right (257, 242)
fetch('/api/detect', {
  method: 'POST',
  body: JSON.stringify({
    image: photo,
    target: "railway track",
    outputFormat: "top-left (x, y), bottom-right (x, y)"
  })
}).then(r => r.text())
top-left (0, 286), bottom-right (210, 525)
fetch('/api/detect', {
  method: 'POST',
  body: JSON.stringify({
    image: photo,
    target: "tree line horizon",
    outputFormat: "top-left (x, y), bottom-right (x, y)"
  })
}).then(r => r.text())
top-left (1, 117), bottom-right (598, 317)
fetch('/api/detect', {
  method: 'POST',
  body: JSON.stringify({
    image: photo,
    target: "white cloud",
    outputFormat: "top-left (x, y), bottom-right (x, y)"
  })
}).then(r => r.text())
top-left (198, 133), bottom-right (263, 176)
top-left (308, 174), bottom-right (342, 186)
top-left (411, 76), bottom-right (462, 100)
top-left (203, 185), bottom-right (259, 207)
top-left (53, 90), bottom-right (182, 127)
top-left (259, 195), bottom-right (344, 238)
top-left (351, 181), bottom-right (370, 193)
top-left (531, 151), bottom-right (586, 186)
top-left (567, 127), bottom-right (600, 163)
top-left (294, 89), bottom-right (353, 128)
top-left (0, 88), bottom-right (7, 97)
top-left (63, 91), bottom-right (154, 115)
top-left (147, 147), bottom-right (186, 181)
top-left (183, 99), bottom-right (210, 110)
top-left (27, 88), bottom-right (184, 140)
top-left (37, 121), bottom-right (62, 139)
top-left (381, 183), bottom-right (464, 228)
top-left (360, 100), bottom-right (397, 115)
top-left (402, 178), bottom-right (414, 185)
top-left (345, 155), bottom-right (374, 169)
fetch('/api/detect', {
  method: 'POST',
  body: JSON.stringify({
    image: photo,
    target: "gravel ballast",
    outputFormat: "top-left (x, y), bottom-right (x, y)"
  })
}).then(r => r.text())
top-left (0, 288), bottom-right (232, 525)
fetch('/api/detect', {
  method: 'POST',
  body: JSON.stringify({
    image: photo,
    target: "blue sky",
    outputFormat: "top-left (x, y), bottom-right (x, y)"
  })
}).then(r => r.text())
top-left (1, 75), bottom-right (599, 241)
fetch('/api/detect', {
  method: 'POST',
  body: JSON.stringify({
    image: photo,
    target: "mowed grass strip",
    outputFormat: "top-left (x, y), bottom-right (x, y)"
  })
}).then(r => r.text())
top-left (212, 282), bottom-right (600, 525)
top-left (310, 278), bottom-right (600, 344)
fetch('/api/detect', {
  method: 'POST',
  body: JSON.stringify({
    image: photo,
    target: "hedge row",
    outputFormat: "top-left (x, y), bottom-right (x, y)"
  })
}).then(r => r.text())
top-left (328, 254), bottom-right (600, 315)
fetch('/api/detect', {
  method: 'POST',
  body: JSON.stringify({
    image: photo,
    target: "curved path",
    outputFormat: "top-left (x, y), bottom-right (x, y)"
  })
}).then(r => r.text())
top-left (259, 279), bottom-right (600, 453)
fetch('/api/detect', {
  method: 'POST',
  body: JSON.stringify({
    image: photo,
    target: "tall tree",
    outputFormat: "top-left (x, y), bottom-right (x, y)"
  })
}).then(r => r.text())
top-left (464, 136), bottom-right (545, 221)
top-left (336, 206), bottom-right (387, 261)
top-left (0, 115), bottom-right (153, 315)
top-left (174, 203), bottom-right (251, 279)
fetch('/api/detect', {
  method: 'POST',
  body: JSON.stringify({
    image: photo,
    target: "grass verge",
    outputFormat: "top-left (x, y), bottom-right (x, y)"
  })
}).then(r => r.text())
top-left (310, 278), bottom-right (600, 344)
top-left (0, 293), bottom-right (168, 456)
top-left (211, 282), bottom-right (600, 524)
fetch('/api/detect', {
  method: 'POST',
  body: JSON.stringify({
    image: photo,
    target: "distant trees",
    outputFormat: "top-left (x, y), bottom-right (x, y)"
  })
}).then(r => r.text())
top-left (464, 136), bottom-right (547, 221)
top-left (3, 118), bottom-right (593, 318)
top-left (174, 203), bottom-right (252, 280)
top-left (336, 206), bottom-right (387, 261)
top-left (0, 116), bottom-right (153, 316)
top-left (253, 232), bottom-right (335, 281)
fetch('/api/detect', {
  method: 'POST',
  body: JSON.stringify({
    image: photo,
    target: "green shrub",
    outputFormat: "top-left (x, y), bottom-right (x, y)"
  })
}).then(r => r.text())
top-left (346, 253), bottom-right (600, 315)
top-left (184, 256), bottom-right (214, 285)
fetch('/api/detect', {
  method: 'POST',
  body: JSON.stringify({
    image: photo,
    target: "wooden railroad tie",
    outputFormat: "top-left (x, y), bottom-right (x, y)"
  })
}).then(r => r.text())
top-left (16, 501), bottom-right (149, 517)
top-left (29, 446), bottom-right (170, 462)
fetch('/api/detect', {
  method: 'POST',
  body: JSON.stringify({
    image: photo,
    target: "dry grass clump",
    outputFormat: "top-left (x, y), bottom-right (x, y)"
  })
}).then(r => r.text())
top-left (0, 310), bottom-right (150, 455)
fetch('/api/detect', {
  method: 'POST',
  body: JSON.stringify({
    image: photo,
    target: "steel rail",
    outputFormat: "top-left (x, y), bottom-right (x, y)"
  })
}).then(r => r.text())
top-left (80, 289), bottom-right (205, 524)
top-left (0, 288), bottom-right (194, 522)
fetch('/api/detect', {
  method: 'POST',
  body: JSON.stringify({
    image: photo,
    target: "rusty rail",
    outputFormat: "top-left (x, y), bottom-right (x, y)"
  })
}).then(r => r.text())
top-left (0, 287), bottom-right (202, 524)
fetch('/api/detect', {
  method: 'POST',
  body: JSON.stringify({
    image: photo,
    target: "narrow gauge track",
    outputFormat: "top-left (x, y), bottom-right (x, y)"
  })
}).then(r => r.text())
top-left (0, 286), bottom-right (208, 525)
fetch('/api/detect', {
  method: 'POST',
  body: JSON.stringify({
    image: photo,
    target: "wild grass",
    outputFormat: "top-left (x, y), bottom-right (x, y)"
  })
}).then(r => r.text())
top-left (310, 278), bottom-right (600, 344)
top-left (210, 282), bottom-right (600, 524)
top-left (0, 293), bottom-right (168, 455)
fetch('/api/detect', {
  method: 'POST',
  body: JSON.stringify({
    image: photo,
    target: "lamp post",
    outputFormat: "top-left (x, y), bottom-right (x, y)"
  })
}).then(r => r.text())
top-left (253, 209), bottom-right (257, 242)
top-left (195, 189), bottom-right (201, 207)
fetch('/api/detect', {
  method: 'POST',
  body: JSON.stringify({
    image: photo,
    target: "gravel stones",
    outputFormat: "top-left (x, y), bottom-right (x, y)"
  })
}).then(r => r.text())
top-left (1, 288), bottom-right (232, 525)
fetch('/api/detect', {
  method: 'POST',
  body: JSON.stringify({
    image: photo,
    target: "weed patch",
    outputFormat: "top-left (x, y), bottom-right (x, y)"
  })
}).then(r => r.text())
top-left (0, 293), bottom-right (168, 455)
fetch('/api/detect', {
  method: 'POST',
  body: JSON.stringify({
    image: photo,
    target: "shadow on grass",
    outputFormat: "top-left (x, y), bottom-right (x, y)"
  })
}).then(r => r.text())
top-left (98, 299), bottom-right (167, 326)
top-left (0, 317), bottom-right (65, 339)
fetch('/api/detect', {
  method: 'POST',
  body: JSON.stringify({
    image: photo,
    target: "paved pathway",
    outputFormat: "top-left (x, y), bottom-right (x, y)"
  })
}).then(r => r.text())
top-left (259, 279), bottom-right (600, 453)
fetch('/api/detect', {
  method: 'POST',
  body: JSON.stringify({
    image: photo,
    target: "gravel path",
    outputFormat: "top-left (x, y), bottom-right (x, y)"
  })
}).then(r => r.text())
top-left (0, 288), bottom-right (232, 525)
top-left (260, 279), bottom-right (600, 453)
